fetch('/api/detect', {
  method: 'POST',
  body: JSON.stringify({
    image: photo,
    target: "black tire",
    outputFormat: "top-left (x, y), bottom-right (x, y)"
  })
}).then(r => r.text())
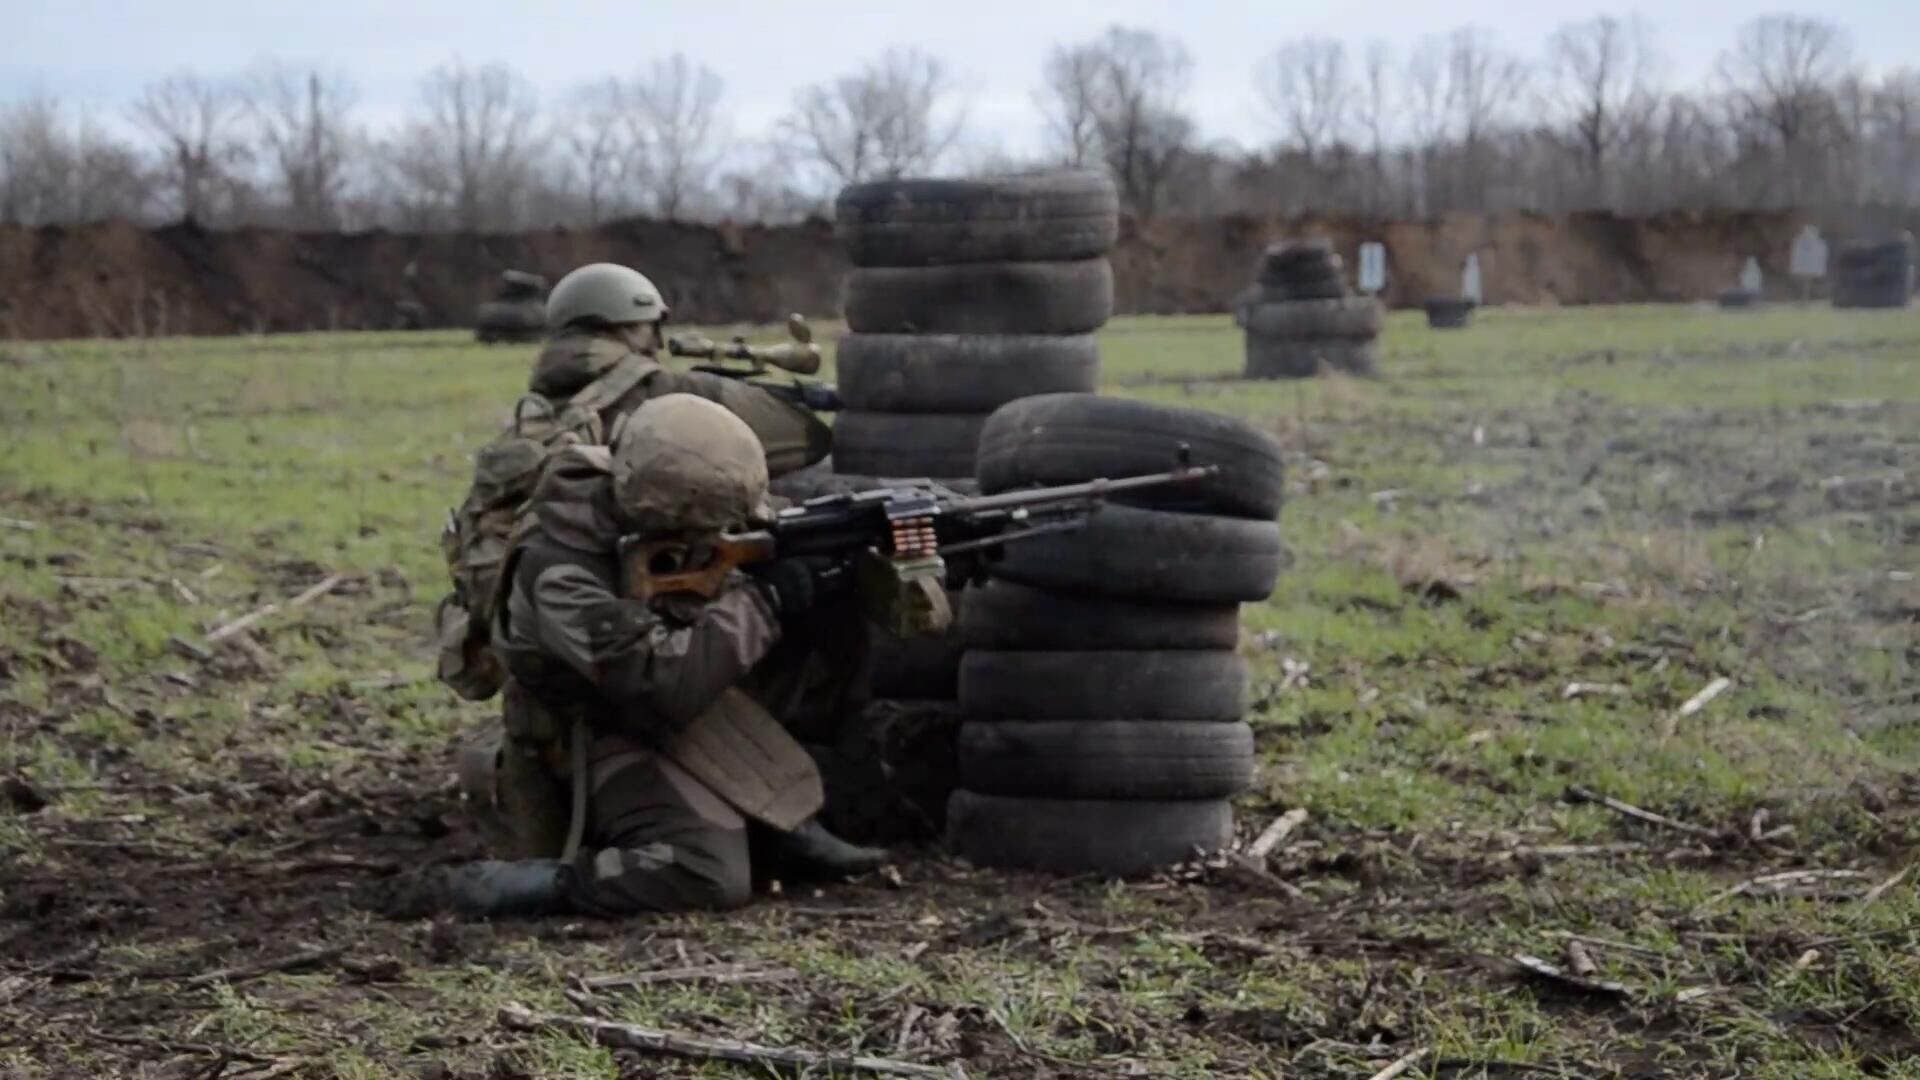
top-left (1840, 265), bottom-right (1911, 290)
top-left (1255, 240), bottom-right (1336, 284)
top-left (1425, 297), bottom-right (1474, 329)
top-left (958, 580), bottom-right (1240, 651)
top-left (833, 411), bottom-right (987, 479)
top-left (835, 172), bottom-right (1119, 267)
top-left (843, 260), bottom-right (1114, 336)
top-left (1717, 288), bottom-right (1760, 310)
top-left (476, 299), bottom-right (544, 330)
top-left (1835, 241), bottom-right (1912, 274)
top-left (991, 503), bottom-right (1285, 603)
top-left (1244, 337), bottom-right (1380, 379)
top-left (946, 790), bottom-right (1232, 875)
top-left (836, 334), bottom-right (1101, 414)
top-left (1275, 279), bottom-right (1348, 301)
top-left (960, 650), bottom-right (1247, 722)
top-left (777, 462), bottom-right (983, 499)
top-left (976, 393), bottom-right (1285, 520)
top-left (497, 269), bottom-right (549, 299)
top-left (1832, 280), bottom-right (1913, 310)
top-left (958, 721), bottom-right (1254, 799)
top-left (1242, 297), bottom-right (1384, 340)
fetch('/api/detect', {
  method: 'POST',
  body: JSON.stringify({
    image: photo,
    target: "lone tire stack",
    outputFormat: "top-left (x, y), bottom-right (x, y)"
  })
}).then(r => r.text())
top-left (1832, 237), bottom-right (1914, 310)
top-left (832, 171), bottom-right (1118, 480)
top-left (1424, 297), bottom-right (1475, 329)
top-left (475, 270), bottom-right (549, 344)
top-left (1238, 240), bottom-right (1383, 378)
top-left (946, 394), bottom-right (1287, 876)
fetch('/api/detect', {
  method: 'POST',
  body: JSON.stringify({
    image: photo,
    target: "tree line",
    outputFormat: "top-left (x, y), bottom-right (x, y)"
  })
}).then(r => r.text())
top-left (2, 13), bottom-right (1914, 232)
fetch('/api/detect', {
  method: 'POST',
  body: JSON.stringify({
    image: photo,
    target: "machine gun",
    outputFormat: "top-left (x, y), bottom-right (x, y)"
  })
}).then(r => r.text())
top-left (618, 459), bottom-right (1220, 638)
top-left (666, 314), bottom-right (839, 411)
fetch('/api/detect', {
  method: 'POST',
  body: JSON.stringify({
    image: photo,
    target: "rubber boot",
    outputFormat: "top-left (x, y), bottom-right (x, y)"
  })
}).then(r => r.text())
top-left (444, 859), bottom-right (571, 918)
top-left (765, 819), bottom-right (889, 880)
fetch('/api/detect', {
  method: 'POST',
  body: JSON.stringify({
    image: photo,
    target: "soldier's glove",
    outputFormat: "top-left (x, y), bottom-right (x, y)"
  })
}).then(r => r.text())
top-left (794, 382), bottom-right (841, 412)
top-left (749, 555), bottom-right (847, 622)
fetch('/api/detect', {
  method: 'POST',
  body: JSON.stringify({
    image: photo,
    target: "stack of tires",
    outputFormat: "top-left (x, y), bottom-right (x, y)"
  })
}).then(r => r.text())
top-left (1832, 237), bottom-right (1914, 309)
top-left (830, 171), bottom-right (1118, 480)
top-left (946, 394), bottom-right (1288, 876)
top-left (1424, 297), bottom-right (1475, 329)
top-left (818, 173), bottom-right (1121, 841)
top-left (475, 270), bottom-right (549, 344)
top-left (1236, 240), bottom-right (1383, 378)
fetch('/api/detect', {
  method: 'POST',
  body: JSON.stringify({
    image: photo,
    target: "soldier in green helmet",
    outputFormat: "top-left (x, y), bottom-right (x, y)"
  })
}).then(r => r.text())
top-left (532, 262), bottom-right (830, 476)
top-left (402, 394), bottom-right (885, 918)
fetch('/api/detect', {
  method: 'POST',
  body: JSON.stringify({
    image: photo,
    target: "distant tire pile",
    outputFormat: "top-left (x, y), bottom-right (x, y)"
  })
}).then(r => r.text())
top-left (1717, 288), bottom-right (1760, 310)
top-left (1424, 297), bottom-right (1475, 329)
top-left (475, 270), bottom-right (549, 344)
top-left (1239, 240), bottom-right (1382, 379)
top-left (833, 171), bottom-right (1117, 479)
top-left (1832, 238), bottom-right (1914, 310)
top-left (946, 393), bottom-right (1287, 877)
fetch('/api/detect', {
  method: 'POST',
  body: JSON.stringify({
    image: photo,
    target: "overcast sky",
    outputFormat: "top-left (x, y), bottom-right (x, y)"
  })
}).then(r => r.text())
top-left (6, 1), bottom-right (1917, 158)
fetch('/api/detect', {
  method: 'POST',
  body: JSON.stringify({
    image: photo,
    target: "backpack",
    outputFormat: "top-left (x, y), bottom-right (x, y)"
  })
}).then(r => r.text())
top-left (434, 354), bottom-right (656, 701)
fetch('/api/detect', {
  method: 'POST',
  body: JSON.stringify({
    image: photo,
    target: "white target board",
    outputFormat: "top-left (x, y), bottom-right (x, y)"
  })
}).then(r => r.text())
top-left (1461, 253), bottom-right (1484, 305)
top-left (1789, 226), bottom-right (1827, 279)
top-left (1740, 257), bottom-right (1762, 292)
top-left (1358, 242), bottom-right (1387, 294)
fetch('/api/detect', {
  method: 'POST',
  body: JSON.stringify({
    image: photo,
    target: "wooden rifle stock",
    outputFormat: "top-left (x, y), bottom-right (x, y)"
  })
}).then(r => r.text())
top-left (620, 532), bottom-right (778, 603)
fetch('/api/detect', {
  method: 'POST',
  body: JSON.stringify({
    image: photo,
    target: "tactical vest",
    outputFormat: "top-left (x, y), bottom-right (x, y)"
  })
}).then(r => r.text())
top-left (434, 354), bottom-right (659, 701)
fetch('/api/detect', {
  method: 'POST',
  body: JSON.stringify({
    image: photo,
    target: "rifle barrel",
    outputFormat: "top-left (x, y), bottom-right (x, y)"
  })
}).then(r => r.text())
top-left (948, 465), bottom-right (1220, 515)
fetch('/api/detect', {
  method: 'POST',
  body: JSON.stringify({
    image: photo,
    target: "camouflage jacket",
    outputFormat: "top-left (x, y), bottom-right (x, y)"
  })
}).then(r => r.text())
top-left (490, 445), bottom-right (821, 830)
top-left (492, 445), bottom-right (783, 738)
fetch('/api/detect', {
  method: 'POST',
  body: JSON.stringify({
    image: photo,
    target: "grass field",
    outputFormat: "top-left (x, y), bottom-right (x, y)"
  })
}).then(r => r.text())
top-left (2, 303), bottom-right (1917, 1078)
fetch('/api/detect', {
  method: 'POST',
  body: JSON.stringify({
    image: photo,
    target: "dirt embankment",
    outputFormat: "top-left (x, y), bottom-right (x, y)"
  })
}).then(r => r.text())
top-left (2, 209), bottom-right (1913, 339)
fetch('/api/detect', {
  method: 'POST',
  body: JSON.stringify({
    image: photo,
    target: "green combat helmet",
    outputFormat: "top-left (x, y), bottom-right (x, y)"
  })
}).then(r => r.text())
top-left (545, 262), bottom-right (669, 332)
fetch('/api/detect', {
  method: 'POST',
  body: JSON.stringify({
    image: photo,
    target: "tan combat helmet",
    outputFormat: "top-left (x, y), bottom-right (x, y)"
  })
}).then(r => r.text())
top-left (610, 394), bottom-right (770, 536)
top-left (545, 262), bottom-right (670, 332)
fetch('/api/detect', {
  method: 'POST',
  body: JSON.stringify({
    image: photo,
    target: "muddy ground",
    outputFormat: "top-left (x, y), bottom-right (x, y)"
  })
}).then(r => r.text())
top-left (2, 304), bottom-right (1917, 1078)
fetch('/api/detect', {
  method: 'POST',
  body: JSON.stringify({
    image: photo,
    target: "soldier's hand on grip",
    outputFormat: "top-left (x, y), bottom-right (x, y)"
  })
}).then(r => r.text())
top-left (749, 555), bottom-right (846, 622)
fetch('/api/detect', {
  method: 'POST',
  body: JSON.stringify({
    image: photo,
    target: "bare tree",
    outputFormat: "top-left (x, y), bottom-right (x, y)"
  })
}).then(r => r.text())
top-left (1352, 40), bottom-right (1396, 212)
top-left (1, 97), bottom-right (149, 225)
top-left (630, 54), bottom-right (726, 219)
top-left (129, 73), bottom-right (250, 224)
top-left (1717, 15), bottom-right (1853, 205)
top-left (1543, 16), bottom-right (1661, 207)
top-left (780, 48), bottom-right (965, 187)
top-left (1256, 37), bottom-right (1352, 160)
top-left (246, 65), bottom-right (356, 229)
top-left (1037, 44), bottom-right (1104, 168)
top-left (383, 60), bottom-right (543, 231)
top-left (1400, 28), bottom-right (1528, 211)
top-left (1038, 27), bottom-right (1195, 219)
top-left (560, 77), bottom-right (638, 225)
top-left (1446, 28), bottom-right (1530, 149)
top-left (1872, 69), bottom-right (1920, 207)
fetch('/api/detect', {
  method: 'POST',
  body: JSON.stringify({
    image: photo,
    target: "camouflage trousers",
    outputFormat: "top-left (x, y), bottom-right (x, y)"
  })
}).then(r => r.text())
top-left (491, 599), bottom-right (870, 915)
